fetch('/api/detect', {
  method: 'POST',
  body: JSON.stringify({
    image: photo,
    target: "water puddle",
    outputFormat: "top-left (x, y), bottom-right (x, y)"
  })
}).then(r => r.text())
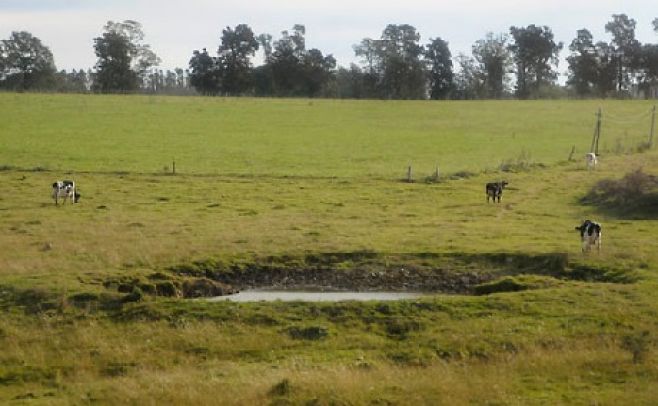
top-left (209, 290), bottom-right (427, 302)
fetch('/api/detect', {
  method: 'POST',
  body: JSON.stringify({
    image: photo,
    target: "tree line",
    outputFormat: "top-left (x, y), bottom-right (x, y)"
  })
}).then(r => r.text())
top-left (1, 14), bottom-right (657, 99)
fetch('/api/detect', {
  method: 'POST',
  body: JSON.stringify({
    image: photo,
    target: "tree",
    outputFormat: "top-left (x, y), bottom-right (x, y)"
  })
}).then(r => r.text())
top-left (593, 41), bottom-right (618, 96)
top-left (425, 37), bottom-right (453, 99)
top-left (0, 31), bottom-right (56, 91)
top-left (653, 18), bottom-right (658, 33)
top-left (268, 25), bottom-right (306, 95)
top-left (567, 29), bottom-right (599, 96)
top-left (55, 69), bottom-right (89, 93)
top-left (217, 24), bottom-right (259, 95)
top-left (380, 24), bottom-right (426, 99)
top-left (453, 54), bottom-right (485, 99)
top-left (92, 20), bottom-right (160, 92)
top-left (354, 24), bottom-right (426, 99)
top-left (472, 33), bottom-right (511, 98)
top-left (335, 64), bottom-right (367, 98)
top-left (354, 38), bottom-right (384, 98)
top-left (508, 25), bottom-right (563, 99)
top-left (639, 44), bottom-right (658, 97)
top-left (189, 48), bottom-right (219, 95)
top-left (605, 14), bottom-right (641, 92)
top-left (263, 25), bottom-right (335, 97)
top-left (302, 48), bottom-right (336, 97)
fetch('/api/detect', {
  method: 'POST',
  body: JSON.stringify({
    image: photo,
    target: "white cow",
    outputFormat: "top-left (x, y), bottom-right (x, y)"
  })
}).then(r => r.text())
top-left (575, 220), bottom-right (602, 253)
top-left (585, 153), bottom-right (598, 170)
top-left (52, 180), bottom-right (80, 205)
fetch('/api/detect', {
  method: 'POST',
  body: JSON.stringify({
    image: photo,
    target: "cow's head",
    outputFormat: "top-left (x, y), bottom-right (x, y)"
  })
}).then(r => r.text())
top-left (501, 181), bottom-right (509, 188)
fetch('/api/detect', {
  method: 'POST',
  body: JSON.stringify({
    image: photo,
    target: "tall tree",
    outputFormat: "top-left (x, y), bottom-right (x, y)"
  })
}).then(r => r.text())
top-left (0, 31), bottom-right (56, 91)
top-left (354, 25), bottom-right (426, 99)
top-left (425, 37), bottom-right (453, 99)
top-left (639, 43), bottom-right (658, 98)
top-left (188, 48), bottom-right (219, 95)
top-left (472, 33), bottom-right (511, 98)
top-left (217, 24), bottom-right (259, 95)
top-left (593, 41), bottom-right (618, 96)
top-left (264, 25), bottom-right (335, 97)
top-left (380, 24), bottom-right (426, 99)
top-left (268, 25), bottom-right (307, 95)
top-left (567, 29), bottom-right (599, 96)
top-left (353, 38), bottom-right (384, 98)
top-left (302, 48), bottom-right (336, 97)
top-left (92, 20), bottom-right (160, 92)
top-left (453, 54), bottom-right (485, 99)
top-left (508, 25), bottom-right (563, 99)
top-left (605, 14), bottom-right (641, 92)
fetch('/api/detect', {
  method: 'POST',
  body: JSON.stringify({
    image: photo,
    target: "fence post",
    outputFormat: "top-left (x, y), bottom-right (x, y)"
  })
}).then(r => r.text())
top-left (568, 145), bottom-right (575, 161)
top-left (649, 105), bottom-right (656, 147)
top-left (406, 165), bottom-right (413, 183)
top-left (172, 159), bottom-right (176, 175)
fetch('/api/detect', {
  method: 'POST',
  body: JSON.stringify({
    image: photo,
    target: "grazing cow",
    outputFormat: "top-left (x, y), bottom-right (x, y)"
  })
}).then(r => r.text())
top-left (52, 180), bottom-right (80, 205)
top-left (486, 181), bottom-right (508, 203)
top-left (575, 219), bottom-right (602, 253)
top-left (585, 153), bottom-right (598, 170)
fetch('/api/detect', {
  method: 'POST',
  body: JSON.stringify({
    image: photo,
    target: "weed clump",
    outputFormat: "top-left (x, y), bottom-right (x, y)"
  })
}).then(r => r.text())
top-left (287, 326), bottom-right (328, 340)
top-left (621, 330), bottom-right (652, 364)
top-left (581, 168), bottom-right (658, 218)
top-left (269, 378), bottom-right (291, 397)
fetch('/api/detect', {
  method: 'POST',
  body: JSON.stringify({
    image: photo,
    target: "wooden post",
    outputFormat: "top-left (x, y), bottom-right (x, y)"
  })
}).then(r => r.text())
top-left (406, 165), bottom-right (413, 183)
top-left (649, 105), bottom-right (656, 147)
top-left (595, 108), bottom-right (601, 155)
top-left (434, 164), bottom-right (440, 179)
top-left (568, 145), bottom-right (575, 161)
top-left (172, 159), bottom-right (176, 175)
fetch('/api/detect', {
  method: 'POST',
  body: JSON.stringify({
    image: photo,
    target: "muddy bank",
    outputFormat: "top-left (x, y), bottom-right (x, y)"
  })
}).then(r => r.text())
top-left (169, 252), bottom-right (576, 295)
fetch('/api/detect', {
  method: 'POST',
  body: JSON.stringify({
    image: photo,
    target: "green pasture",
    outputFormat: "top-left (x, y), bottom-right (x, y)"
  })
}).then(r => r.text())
top-left (1, 93), bottom-right (655, 177)
top-left (1, 93), bottom-right (658, 404)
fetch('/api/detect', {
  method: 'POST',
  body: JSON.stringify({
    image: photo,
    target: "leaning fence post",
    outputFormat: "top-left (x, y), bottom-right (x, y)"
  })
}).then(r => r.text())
top-left (568, 145), bottom-right (576, 161)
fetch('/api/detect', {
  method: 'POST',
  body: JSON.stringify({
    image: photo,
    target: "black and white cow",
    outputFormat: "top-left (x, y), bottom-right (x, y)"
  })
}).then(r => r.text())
top-left (486, 181), bottom-right (508, 203)
top-left (575, 219), bottom-right (602, 253)
top-left (52, 180), bottom-right (80, 205)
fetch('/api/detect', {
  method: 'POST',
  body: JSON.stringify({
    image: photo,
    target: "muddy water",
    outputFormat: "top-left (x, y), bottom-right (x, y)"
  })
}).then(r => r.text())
top-left (209, 290), bottom-right (427, 302)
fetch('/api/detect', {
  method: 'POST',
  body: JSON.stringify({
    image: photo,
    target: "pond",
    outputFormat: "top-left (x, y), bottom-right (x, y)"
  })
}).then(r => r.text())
top-left (208, 289), bottom-right (427, 302)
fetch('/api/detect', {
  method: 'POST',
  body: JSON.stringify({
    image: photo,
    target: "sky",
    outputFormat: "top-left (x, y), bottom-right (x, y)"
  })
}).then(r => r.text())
top-left (1, 0), bottom-right (657, 81)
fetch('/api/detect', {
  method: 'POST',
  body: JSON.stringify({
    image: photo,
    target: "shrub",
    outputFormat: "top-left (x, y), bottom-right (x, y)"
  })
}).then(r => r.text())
top-left (581, 169), bottom-right (658, 217)
top-left (122, 287), bottom-right (143, 303)
top-left (287, 326), bottom-right (328, 340)
top-left (155, 281), bottom-right (179, 297)
top-left (621, 331), bottom-right (652, 364)
top-left (269, 378), bottom-right (291, 396)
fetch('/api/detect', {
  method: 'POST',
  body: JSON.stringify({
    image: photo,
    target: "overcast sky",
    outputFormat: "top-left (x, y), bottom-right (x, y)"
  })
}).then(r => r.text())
top-left (1, 0), bottom-right (656, 80)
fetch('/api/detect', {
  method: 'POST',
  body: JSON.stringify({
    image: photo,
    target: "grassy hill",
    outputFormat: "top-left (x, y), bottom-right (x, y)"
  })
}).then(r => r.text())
top-left (0, 93), bottom-right (657, 404)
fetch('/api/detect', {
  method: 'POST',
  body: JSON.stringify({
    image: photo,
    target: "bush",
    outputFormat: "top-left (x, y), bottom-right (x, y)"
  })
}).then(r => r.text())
top-left (287, 326), bottom-right (328, 340)
top-left (155, 281), bottom-right (180, 297)
top-left (122, 287), bottom-right (143, 303)
top-left (621, 331), bottom-right (652, 364)
top-left (581, 169), bottom-right (658, 218)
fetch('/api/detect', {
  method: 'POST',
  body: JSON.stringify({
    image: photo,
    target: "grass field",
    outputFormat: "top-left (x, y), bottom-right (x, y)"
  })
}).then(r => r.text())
top-left (1, 93), bottom-right (658, 404)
